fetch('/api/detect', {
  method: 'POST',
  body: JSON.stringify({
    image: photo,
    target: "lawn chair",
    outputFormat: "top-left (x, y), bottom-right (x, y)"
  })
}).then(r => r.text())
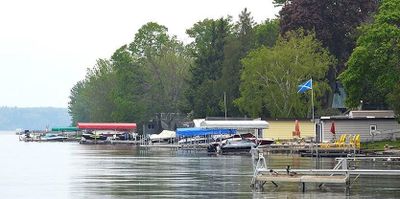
top-left (349, 134), bottom-right (361, 149)
top-left (334, 134), bottom-right (348, 148)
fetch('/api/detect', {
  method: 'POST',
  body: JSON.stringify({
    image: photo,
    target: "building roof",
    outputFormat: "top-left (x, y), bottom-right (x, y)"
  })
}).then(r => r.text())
top-left (320, 110), bottom-right (395, 120)
top-left (200, 120), bottom-right (269, 129)
top-left (51, 127), bottom-right (78, 132)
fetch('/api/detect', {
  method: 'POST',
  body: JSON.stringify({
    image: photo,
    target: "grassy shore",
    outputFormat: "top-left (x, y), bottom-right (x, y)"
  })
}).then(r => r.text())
top-left (361, 140), bottom-right (400, 151)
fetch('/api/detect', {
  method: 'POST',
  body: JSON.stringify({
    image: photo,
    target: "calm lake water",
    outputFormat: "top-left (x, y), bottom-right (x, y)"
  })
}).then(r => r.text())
top-left (1, 131), bottom-right (400, 198)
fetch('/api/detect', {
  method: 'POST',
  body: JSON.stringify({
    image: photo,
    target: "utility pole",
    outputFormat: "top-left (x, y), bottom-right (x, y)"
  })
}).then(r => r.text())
top-left (224, 92), bottom-right (227, 119)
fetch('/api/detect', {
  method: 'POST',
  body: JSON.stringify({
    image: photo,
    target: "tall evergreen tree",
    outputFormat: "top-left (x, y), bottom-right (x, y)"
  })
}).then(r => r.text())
top-left (220, 9), bottom-right (256, 117)
top-left (186, 18), bottom-right (232, 117)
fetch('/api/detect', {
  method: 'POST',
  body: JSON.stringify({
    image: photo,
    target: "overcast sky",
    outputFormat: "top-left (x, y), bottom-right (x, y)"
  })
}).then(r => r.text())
top-left (0, 0), bottom-right (280, 108)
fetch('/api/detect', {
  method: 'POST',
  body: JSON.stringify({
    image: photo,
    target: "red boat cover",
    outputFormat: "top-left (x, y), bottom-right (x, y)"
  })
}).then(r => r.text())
top-left (77, 123), bottom-right (137, 130)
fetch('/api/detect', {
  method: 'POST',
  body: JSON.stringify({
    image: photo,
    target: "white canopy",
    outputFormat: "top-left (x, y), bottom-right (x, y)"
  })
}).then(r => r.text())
top-left (199, 120), bottom-right (269, 129)
top-left (149, 130), bottom-right (176, 140)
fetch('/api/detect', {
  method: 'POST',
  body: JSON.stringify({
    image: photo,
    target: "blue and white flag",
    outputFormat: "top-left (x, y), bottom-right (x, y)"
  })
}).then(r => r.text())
top-left (297, 79), bottom-right (312, 93)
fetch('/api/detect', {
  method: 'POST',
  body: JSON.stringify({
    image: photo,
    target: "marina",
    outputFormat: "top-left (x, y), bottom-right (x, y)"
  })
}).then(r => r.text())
top-left (1, 132), bottom-right (400, 198)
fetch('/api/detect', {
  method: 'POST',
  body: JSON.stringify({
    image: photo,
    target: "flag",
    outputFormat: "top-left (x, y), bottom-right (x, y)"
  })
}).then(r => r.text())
top-left (330, 121), bottom-right (336, 135)
top-left (297, 79), bottom-right (312, 93)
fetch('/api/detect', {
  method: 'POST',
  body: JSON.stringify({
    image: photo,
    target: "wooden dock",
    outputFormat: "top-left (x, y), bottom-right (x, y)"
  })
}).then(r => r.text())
top-left (258, 143), bottom-right (360, 157)
top-left (139, 144), bottom-right (209, 150)
top-left (109, 140), bottom-right (141, 145)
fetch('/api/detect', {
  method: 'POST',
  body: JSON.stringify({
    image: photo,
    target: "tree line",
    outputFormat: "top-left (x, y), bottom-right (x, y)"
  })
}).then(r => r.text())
top-left (69, 0), bottom-right (400, 128)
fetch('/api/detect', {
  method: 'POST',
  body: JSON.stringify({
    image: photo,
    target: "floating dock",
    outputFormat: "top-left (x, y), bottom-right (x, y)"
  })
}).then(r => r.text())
top-left (258, 143), bottom-right (360, 157)
top-left (251, 154), bottom-right (400, 194)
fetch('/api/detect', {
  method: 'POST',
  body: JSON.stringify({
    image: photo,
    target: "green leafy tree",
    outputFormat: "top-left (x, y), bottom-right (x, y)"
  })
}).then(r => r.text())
top-left (278, 0), bottom-right (378, 107)
top-left (68, 80), bottom-right (90, 125)
top-left (340, 0), bottom-right (400, 115)
top-left (129, 22), bottom-right (169, 58)
top-left (254, 19), bottom-right (280, 48)
top-left (128, 22), bottom-right (192, 117)
top-left (85, 59), bottom-right (116, 122)
top-left (236, 30), bottom-right (335, 118)
top-left (111, 45), bottom-right (149, 122)
top-left (140, 42), bottom-right (192, 114)
top-left (68, 59), bottom-right (116, 124)
top-left (69, 22), bottom-right (192, 128)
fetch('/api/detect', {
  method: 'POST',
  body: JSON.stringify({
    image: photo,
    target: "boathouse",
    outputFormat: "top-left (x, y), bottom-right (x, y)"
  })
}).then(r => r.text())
top-left (318, 110), bottom-right (400, 142)
top-left (262, 119), bottom-right (315, 140)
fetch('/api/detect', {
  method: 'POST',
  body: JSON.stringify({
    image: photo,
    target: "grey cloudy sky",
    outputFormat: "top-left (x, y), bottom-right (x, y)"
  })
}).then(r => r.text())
top-left (0, 0), bottom-right (280, 108)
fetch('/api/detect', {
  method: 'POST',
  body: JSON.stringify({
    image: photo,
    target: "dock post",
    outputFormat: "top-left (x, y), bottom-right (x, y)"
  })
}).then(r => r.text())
top-left (345, 172), bottom-right (351, 196)
top-left (302, 182), bottom-right (306, 192)
top-left (251, 153), bottom-right (267, 191)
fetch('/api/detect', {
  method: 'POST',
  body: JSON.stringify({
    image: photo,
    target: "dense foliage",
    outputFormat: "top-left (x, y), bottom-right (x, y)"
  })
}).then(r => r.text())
top-left (236, 30), bottom-right (335, 118)
top-left (340, 0), bottom-right (400, 118)
top-left (278, 0), bottom-right (378, 107)
top-left (69, 22), bottom-right (192, 126)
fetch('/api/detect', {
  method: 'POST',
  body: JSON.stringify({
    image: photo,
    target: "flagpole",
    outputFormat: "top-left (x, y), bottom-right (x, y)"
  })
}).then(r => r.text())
top-left (311, 79), bottom-right (314, 122)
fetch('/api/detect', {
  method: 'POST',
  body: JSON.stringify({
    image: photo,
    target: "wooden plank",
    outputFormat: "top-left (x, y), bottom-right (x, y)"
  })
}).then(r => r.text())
top-left (256, 175), bottom-right (301, 182)
top-left (256, 174), bottom-right (347, 184)
top-left (300, 175), bottom-right (347, 183)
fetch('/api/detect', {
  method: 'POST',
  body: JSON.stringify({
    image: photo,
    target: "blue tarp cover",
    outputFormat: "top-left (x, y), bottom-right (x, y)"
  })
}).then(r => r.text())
top-left (176, 128), bottom-right (236, 137)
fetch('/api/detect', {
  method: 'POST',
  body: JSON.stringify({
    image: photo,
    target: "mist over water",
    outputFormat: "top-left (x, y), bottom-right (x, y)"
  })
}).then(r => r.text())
top-left (1, 131), bottom-right (399, 198)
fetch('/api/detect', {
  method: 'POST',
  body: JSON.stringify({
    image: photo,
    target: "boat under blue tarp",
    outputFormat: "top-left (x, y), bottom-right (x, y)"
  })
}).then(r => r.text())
top-left (176, 128), bottom-right (236, 137)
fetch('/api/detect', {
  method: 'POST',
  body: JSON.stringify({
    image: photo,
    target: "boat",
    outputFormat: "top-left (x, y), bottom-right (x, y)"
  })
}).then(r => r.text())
top-left (81, 132), bottom-right (108, 141)
top-left (240, 133), bottom-right (274, 145)
top-left (40, 133), bottom-right (68, 141)
top-left (178, 136), bottom-right (208, 145)
top-left (149, 130), bottom-right (176, 144)
top-left (77, 123), bottom-right (137, 144)
top-left (207, 133), bottom-right (274, 153)
top-left (220, 138), bottom-right (257, 152)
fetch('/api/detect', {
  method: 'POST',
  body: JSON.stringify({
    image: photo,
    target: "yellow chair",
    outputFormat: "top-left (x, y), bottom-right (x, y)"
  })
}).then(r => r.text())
top-left (334, 134), bottom-right (347, 148)
top-left (320, 134), bottom-right (345, 148)
top-left (349, 134), bottom-right (361, 149)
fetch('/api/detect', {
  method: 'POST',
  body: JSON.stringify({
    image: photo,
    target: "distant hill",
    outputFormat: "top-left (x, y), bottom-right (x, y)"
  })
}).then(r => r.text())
top-left (0, 107), bottom-right (71, 131)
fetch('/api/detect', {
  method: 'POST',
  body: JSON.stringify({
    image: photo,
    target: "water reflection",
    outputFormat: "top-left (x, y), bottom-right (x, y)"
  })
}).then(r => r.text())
top-left (0, 132), bottom-right (399, 198)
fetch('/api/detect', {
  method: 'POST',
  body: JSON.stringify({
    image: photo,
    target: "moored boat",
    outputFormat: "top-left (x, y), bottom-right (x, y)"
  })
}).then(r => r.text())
top-left (207, 133), bottom-right (274, 153)
top-left (40, 133), bottom-right (68, 141)
top-left (81, 133), bottom-right (108, 141)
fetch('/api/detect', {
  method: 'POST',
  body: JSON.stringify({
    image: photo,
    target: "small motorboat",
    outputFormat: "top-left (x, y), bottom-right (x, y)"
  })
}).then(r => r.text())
top-left (178, 136), bottom-right (208, 145)
top-left (207, 133), bottom-right (274, 153)
top-left (220, 138), bottom-right (256, 152)
top-left (40, 133), bottom-right (68, 141)
top-left (81, 133), bottom-right (108, 140)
